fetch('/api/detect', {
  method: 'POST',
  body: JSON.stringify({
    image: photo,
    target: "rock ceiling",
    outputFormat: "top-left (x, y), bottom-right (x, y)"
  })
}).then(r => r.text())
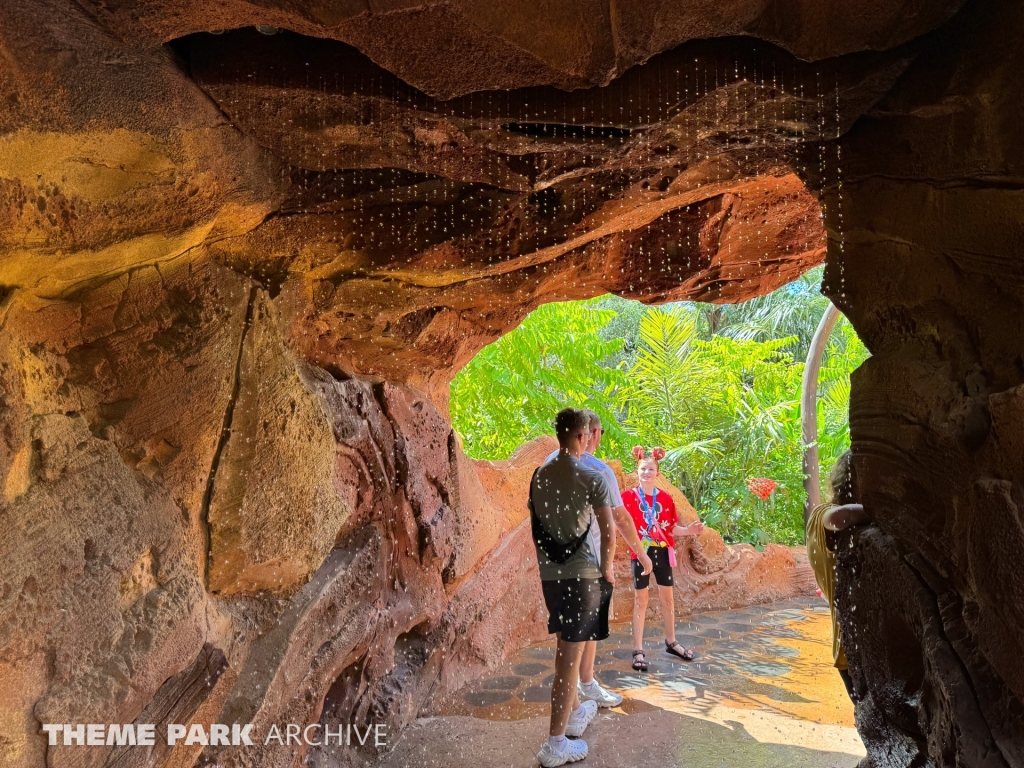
top-left (0, 0), bottom-right (938, 394)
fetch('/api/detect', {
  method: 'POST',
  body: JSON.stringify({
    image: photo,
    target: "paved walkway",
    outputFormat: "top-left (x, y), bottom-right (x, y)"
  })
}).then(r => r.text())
top-left (377, 597), bottom-right (865, 767)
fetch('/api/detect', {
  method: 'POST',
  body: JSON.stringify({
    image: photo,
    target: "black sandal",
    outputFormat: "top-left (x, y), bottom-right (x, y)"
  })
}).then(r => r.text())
top-left (665, 640), bottom-right (695, 661)
top-left (631, 650), bottom-right (648, 672)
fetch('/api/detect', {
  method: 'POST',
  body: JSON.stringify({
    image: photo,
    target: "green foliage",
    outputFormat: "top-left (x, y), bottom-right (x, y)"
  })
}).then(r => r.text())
top-left (449, 300), bottom-right (631, 460)
top-left (615, 305), bottom-right (866, 545)
top-left (450, 272), bottom-right (869, 546)
top-left (694, 267), bottom-right (831, 361)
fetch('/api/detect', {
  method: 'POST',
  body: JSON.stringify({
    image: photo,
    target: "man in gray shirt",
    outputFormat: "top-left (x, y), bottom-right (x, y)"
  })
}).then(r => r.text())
top-left (543, 409), bottom-right (651, 709)
top-left (530, 408), bottom-right (649, 767)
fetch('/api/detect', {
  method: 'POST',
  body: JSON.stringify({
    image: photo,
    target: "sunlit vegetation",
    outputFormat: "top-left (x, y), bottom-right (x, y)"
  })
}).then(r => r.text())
top-left (449, 268), bottom-right (868, 546)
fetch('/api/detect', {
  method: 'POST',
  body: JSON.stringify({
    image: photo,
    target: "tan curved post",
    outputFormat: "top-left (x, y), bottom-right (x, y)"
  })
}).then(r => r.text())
top-left (801, 302), bottom-right (840, 523)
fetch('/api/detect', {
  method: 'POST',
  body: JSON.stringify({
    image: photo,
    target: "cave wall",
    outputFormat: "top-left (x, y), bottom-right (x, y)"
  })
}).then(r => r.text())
top-left (0, 3), bottom-right (833, 766)
top-left (823, 0), bottom-right (1024, 764)
top-left (0, 253), bottom-right (815, 768)
top-left (0, 254), bottom-right (551, 768)
top-left (73, 0), bottom-right (966, 96)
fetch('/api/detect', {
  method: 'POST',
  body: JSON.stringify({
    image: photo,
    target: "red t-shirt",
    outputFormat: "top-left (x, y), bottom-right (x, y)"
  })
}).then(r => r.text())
top-left (623, 486), bottom-right (679, 560)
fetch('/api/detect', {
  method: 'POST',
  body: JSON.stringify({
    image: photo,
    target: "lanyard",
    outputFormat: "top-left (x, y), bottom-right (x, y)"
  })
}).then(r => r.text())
top-left (637, 487), bottom-right (660, 535)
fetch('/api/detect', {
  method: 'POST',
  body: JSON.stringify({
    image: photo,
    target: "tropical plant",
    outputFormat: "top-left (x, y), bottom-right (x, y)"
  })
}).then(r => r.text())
top-left (450, 270), bottom-right (869, 546)
top-left (696, 267), bottom-right (831, 360)
top-left (615, 308), bottom-right (801, 544)
top-left (449, 299), bottom-right (630, 460)
top-left (614, 304), bottom-right (866, 545)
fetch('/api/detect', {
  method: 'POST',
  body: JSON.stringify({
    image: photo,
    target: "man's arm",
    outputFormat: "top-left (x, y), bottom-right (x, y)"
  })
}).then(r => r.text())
top-left (822, 503), bottom-right (870, 532)
top-left (611, 506), bottom-right (644, 556)
top-left (611, 506), bottom-right (653, 575)
top-left (595, 504), bottom-right (617, 583)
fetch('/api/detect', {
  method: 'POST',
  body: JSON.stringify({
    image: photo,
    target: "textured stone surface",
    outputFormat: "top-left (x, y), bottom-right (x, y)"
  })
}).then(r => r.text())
top-left (206, 291), bottom-right (350, 595)
top-left (79, 0), bottom-right (964, 96)
top-left (0, 0), bottom-right (278, 299)
top-left (0, 258), bottom-right (246, 768)
top-left (823, 0), bottom-right (1024, 764)
top-left (1, 0), bottom-right (1020, 766)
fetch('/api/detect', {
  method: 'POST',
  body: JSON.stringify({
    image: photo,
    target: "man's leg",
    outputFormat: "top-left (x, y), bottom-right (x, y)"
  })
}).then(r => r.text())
top-left (579, 640), bottom-right (598, 685)
top-left (550, 636), bottom-right (585, 736)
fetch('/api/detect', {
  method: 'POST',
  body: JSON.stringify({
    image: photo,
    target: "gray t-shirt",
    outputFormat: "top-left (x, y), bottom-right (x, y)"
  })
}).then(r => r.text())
top-left (544, 450), bottom-right (623, 564)
top-left (529, 452), bottom-right (613, 581)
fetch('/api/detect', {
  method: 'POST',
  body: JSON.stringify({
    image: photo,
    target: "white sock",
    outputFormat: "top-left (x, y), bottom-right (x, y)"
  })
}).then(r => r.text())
top-left (572, 703), bottom-right (587, 717)
top-left (548, 735), bottom-right (568, 750)
top-left (581, 679), bottom-right (600, 691)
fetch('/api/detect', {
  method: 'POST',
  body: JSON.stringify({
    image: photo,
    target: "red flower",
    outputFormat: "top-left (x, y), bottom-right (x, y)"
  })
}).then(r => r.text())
top-left (746, 477), bottom-right (777, 501)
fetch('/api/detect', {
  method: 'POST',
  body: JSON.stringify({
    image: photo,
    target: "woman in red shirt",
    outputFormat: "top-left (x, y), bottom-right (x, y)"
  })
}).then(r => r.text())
top-left (625, 446), bottom-right (704, 671)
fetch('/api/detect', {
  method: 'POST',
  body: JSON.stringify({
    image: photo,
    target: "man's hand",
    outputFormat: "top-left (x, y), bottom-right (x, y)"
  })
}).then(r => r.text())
top-left (612, 505), bottom-right (650, 563)
top-left (602, 562), bottom-right (615, 585)
top-left (637, 550), bottom-right (653, 576)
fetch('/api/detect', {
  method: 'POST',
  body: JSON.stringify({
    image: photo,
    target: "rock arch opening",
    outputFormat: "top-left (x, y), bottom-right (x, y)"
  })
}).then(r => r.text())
top-left (449, 270), bottom-right (866, 545)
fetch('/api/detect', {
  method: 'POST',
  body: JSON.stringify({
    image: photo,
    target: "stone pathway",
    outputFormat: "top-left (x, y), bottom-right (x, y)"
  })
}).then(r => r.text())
top-left (376, 597), bottom-right (865, 767)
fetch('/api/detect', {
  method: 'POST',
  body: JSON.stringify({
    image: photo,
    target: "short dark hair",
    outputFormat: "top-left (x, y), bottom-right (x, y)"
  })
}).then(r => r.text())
top-left (829, 450), bottom-right (857, 505)
top-left (554, 408), bottom-right (588, 445)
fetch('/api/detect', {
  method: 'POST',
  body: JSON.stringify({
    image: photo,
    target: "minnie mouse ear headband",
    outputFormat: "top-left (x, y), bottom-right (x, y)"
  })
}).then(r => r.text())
top-left (632, 446), bottom-right (666, 462)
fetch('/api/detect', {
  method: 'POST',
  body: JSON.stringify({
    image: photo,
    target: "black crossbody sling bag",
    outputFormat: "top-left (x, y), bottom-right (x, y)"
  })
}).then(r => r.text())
top-left (528, 467), bottom-right (593, 564)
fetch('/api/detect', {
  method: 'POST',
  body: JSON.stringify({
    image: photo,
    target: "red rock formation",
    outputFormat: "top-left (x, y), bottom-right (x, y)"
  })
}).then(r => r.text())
top-left (77, 0), bottom-right (964, 96)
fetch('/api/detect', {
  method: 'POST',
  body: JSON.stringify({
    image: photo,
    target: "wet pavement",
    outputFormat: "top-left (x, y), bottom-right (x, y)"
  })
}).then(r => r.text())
top-left (377, 597), bottom-right (865, 767)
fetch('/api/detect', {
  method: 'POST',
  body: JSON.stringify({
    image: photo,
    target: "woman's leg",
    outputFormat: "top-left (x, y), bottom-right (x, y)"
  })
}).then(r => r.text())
top-left (657, 584), bottom-right (676, 644)
top-left (632, 587), bottom-right (649, 651)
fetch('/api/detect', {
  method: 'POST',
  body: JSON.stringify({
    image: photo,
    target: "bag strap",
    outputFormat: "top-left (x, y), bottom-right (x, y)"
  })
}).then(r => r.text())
top-left (529, 466), bottom-right (594, 565)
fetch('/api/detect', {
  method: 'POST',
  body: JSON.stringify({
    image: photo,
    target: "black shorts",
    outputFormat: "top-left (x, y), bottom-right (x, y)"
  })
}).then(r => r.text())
top-left (632, 546), bottom-right (674, 589)
top-left (541, 577), bottom-right (613, 642)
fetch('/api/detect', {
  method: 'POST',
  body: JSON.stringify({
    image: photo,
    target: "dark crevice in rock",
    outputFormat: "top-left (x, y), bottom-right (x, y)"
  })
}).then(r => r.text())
top-left (105, 644), bottom-right (230, 768)
top-left (502, 122), bottom-right (633, 141)
top-left (219, 256), bottom-right (292, 299)
top-left (198, 284), bottom-right (259, 588)
top-left (371, 383), bottom-right (406, 497)
top-left (903, 553), bottom-right (1018, 768)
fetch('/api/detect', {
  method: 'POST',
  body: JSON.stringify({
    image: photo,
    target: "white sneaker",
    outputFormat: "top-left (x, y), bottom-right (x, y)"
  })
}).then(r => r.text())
top-left (537, 737), bottom-right (588, 767)
top-left (564, 699), bottom-right (599, 737)
top-left (578, 679), bottom-right (623, 708)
